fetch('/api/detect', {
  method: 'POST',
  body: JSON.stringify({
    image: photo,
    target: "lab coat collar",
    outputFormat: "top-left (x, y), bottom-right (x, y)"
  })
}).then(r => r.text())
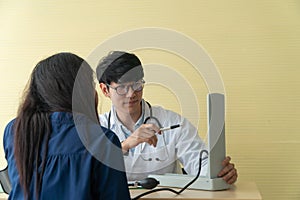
top-left (109, 99), bottom-right (148, 142)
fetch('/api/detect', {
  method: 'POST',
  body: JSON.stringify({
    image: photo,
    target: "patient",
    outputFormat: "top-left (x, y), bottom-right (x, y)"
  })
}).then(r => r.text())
top-left (3, 52), bottom-right (130, 199)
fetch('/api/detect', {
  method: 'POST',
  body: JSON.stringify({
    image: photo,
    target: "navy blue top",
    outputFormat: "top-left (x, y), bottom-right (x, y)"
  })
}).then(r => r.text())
top-left (3, 112), bottom-right (131, 200)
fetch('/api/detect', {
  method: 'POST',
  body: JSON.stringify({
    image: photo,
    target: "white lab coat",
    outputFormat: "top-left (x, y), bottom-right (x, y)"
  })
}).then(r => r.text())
top-left (99, 99), bottom-right (208, 181)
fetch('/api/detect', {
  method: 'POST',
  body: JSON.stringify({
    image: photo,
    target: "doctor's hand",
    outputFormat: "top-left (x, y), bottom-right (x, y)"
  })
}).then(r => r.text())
top-left (121, 124), bottom-right (161, 154)
top-left (218, 156), bottom-right (238, 184)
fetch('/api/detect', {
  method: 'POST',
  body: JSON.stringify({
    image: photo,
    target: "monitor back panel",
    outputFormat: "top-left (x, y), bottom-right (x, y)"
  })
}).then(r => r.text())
top-left (207, 93), bottom-right (226, 179)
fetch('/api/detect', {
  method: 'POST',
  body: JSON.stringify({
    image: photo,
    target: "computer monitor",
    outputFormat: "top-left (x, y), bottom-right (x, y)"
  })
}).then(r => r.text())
top-left (207, 93), bottom-right (226, 179)
top-left (149, 93), bottom-right (230, 190)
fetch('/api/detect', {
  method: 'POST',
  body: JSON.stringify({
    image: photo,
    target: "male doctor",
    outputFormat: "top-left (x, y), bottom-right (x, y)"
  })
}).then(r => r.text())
top-left (96, 51), bottom-right (238, 184)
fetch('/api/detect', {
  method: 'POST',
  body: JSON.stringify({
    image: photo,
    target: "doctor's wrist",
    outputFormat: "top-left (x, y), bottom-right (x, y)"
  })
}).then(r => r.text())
top-left (121, 141), bottom-right (130, 155)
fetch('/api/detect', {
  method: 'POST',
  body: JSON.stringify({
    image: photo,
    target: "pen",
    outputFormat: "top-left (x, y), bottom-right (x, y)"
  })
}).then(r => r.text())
top-left (160, 124), bottom-right (181, 131)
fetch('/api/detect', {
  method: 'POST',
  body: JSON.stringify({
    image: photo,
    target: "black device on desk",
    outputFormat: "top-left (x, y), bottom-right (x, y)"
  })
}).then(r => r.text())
top-left (128, 178), bottom-right (159, 189)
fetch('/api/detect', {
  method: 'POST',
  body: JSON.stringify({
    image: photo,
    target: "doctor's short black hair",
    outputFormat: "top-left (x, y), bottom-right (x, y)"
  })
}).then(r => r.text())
top-left (96, 51), bottom-right (144, 84)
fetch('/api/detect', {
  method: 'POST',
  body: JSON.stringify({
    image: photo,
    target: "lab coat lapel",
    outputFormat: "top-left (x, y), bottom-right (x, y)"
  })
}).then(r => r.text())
top-left (131, 142), bottom-right (145, 165)
top-left (130, 100), bottom-right (151, 165)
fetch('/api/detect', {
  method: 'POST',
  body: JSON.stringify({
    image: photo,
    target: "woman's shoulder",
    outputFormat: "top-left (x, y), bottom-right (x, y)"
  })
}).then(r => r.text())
top-left (100, 126), bottom-right (121, 146)
top-left (3, 118), bottom-right (16, 141)
top-left (4, 118), bottom-right (16, 131)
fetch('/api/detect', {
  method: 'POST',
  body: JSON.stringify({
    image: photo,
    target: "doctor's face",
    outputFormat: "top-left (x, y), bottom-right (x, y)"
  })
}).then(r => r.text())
top-left (104, 80), bottom-right (144, 115)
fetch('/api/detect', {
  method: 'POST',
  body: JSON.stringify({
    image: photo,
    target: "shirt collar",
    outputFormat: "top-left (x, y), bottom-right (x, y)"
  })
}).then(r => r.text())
top-left (110, 99), bottom-right (146, 133)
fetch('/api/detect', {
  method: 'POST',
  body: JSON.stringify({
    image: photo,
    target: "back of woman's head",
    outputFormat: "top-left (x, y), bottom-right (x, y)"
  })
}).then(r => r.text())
top-left (14, 52), bottom-right (96, 199)
top-left (30, 52), bottom-right (93, 112)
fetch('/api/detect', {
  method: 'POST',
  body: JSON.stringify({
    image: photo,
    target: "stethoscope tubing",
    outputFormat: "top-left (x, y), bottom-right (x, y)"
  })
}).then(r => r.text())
top-left (107, 101), bottom-right (162, 130)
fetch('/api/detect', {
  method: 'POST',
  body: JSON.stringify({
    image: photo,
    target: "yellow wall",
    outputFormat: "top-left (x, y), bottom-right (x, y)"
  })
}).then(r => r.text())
top-left (1, 1), bottom-right (299, 199)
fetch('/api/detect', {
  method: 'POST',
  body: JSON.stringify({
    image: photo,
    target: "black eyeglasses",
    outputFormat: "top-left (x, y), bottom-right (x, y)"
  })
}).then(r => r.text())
top-left (106, 80), bottom-right (145, 96)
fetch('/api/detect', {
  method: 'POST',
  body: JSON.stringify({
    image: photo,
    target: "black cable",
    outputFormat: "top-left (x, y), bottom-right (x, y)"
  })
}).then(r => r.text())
top-left (131, 149), bottom-right (208, 200)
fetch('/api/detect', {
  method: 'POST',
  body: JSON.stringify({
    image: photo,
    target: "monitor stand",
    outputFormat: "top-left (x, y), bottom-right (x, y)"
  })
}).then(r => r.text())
top-left (148, 93), bottom-right (230, 190)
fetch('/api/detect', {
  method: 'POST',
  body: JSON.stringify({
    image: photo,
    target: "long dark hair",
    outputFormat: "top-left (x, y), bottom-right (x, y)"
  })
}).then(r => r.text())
top-left (13, 52), bottom-right (97, 199)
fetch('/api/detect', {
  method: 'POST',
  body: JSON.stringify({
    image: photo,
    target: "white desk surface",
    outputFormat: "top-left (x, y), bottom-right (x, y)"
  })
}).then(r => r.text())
top-left (130, 182), bottom-right (262, 200)
top-left (0, 182), bottom-right (262, 200)
top-left (0, 192), bottom-right (8, 200)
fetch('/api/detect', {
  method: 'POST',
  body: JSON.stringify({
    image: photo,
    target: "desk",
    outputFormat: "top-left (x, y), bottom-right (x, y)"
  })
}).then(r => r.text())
top-left (130, 182), bottom-right (262, 200)
top-left (0, 182), bottom-right (261, 200)
top-left (0, 193), bottom-right (8, 200)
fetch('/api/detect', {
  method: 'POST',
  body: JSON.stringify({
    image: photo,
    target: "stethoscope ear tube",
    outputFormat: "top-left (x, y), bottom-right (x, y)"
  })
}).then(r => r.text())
top-left (143, 101), bottom-right (162, 128)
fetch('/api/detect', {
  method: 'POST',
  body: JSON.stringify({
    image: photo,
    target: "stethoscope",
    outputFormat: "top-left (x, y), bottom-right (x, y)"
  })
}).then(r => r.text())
top-left (107, 101), bottom-right (162, 130)
top-left (107, 101), bottom-right (169, 161)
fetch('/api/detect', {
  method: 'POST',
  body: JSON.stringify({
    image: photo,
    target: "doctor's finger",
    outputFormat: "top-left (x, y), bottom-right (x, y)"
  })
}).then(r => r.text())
top-left (150, 135), bottom-right (158, 147)
top-left (222, 169), bottom-right (237, 184)
top-left (222, 156), bottom-right (231, 166)
top-left (134, 127), bottom-right (155, 139)
top-left (141, 127), bottom-right (158, 137)
top-left (218, 163), bottom-right (235, 177)
top-left (145, 135), bottom-right (158, 147)
top-left (143, 123), bottom-right (160, 133)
